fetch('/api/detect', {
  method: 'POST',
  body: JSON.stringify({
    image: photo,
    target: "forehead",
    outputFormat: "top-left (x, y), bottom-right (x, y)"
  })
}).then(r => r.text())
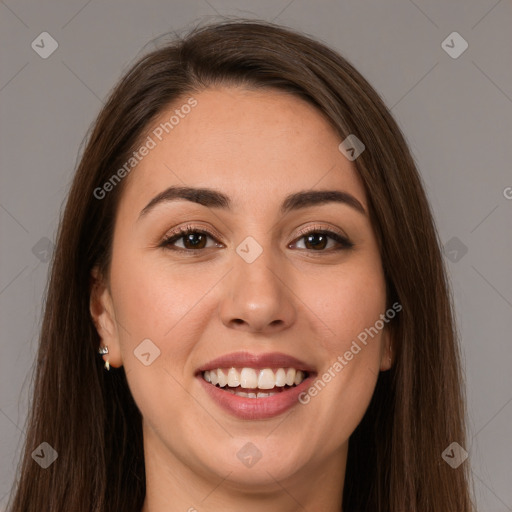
top-left (118, 87), bottom-right (367, 218)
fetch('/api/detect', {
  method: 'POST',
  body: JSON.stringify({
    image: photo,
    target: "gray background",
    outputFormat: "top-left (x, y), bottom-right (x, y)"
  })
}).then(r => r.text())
top-left (1, 0), bottom-right (511, 510)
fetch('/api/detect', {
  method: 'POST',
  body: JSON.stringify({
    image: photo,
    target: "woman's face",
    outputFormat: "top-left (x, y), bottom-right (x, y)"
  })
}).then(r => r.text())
top-left (91, 87), bottom-right (392, 500)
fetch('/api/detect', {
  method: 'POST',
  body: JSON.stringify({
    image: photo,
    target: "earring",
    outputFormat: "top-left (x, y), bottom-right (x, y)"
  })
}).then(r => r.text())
top-left (98, 345), bottom-right (110, 371)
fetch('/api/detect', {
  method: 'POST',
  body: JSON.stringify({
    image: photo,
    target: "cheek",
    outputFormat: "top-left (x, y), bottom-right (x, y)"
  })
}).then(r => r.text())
top-left (297, 261), bottom-right (387, 412)
top-left (109, 248), bottom-right (225, 387)
top-left (109, 252), bottom-right (207, 431)
top-left (301, 261), bottom-right (387, 354)
top-left (110, 250), bottom-right (202, 338)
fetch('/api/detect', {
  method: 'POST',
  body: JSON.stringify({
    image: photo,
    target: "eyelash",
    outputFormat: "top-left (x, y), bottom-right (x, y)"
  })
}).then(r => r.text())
top-left (159, 224), bottom-right (354, 254)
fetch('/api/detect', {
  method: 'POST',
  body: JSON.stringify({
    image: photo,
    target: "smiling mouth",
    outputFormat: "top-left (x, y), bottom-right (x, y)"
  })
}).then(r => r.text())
top-left (202, 367), bottom-right (309, 398)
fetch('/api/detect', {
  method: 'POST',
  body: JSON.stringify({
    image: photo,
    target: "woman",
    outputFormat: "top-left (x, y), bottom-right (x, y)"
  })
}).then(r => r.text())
top-left (7, 19), bottom-right (475, 512)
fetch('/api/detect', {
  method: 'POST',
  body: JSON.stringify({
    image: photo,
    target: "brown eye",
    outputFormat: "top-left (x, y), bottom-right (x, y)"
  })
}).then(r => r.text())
top-left (292, 230), bottom-right (354, 251)
top-left (179, 232), bottom-right (208, 249)
top-left (303, 232), bottom-right (329, 250)
top-left (161, 228), bottom-right (221, 251)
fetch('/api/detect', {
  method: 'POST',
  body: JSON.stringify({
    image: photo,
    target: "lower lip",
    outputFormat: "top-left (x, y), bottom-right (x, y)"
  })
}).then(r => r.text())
top-left (197, 373), bottom-right (316, 420)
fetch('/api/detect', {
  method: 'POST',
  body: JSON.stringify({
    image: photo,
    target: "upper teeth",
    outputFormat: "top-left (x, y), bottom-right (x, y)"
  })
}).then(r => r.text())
top-left (203, 368), bottom-right (306, 389)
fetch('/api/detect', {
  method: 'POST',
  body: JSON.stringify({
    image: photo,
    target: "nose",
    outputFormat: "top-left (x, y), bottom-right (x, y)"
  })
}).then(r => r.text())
top-left (218, 248), bottom-right (297, 335)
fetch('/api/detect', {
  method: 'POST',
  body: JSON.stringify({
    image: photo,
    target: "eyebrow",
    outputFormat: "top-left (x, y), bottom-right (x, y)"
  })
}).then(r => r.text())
top-left (138, 185), bottom-right (366, 220)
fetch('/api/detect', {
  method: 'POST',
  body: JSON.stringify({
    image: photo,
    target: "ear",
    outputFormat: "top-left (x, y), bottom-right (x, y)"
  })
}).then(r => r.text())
top-left (379, 327), bottom-right (393, 372)
top-left (89, 266), bottom-right (123, 368)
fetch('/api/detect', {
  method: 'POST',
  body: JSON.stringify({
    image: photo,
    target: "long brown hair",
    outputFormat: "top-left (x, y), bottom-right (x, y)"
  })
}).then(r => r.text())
top-left (7, 19), bottom-right (475, 512)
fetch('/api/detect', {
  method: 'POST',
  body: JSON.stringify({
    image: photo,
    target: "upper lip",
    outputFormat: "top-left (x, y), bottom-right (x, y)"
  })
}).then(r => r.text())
top-left (196, 351), bottom-right (316, 374)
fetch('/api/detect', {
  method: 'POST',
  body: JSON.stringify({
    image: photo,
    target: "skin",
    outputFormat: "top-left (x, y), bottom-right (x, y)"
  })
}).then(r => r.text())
top-left (90, 87), bottom-right (392, 512)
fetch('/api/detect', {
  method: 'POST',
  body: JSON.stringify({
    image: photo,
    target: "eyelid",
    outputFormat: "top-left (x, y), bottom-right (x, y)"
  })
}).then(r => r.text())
top-left (163, 223), bottom-right (225, 244)
top-left (293, 223), bottom-right (350, 242)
